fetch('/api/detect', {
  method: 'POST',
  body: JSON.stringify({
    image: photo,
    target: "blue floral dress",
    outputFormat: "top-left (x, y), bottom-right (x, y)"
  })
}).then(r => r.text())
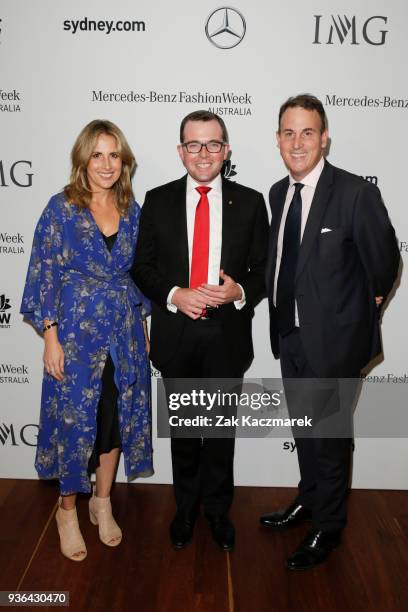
top-left (21, 193), bottom-right (153, 495)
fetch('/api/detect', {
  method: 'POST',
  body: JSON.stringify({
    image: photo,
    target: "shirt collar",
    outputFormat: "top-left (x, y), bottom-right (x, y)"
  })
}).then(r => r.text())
top-left (187, 173), bottom-right (222, 195)
top-left (289, 156), bottom-right (325, 189)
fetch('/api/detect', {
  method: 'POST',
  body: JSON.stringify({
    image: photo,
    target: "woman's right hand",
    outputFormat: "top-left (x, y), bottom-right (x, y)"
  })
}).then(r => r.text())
top-left (43, 330), bottom-right (65, 381)
top-left (142, 319), bottom-right (150, 356)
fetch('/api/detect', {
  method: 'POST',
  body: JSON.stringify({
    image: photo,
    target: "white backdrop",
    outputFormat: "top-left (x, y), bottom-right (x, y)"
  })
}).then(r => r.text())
top-left (0, 0), bottom-right (406, 489)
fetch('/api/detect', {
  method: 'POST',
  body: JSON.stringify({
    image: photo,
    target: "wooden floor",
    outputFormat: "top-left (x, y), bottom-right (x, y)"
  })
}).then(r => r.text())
top-left (0, 481), bottom-right (407, 612)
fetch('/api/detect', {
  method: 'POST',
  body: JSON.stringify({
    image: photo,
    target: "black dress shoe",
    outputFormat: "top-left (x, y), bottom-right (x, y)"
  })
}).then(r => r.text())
top-left (260, 501), bottom-right (312, 529)
top-left (206, 515), bottom-right (235, 551)
top-left (286, 528), bottom-right (342, 570)
top-left (170, 514), bottom-right (195, 549)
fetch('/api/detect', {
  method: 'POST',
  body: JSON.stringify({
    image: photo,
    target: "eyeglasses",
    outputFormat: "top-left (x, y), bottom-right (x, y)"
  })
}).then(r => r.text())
top-left (182, 140), bottom-right (226, 154)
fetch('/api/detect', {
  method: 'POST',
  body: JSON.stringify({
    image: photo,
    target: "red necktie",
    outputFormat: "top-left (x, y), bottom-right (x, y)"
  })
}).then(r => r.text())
top-left (190, 186), bottom-right (211, 289)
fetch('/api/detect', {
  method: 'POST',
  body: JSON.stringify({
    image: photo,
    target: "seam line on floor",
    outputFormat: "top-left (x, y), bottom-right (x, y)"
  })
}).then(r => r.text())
top-left (16, 499), bottom-right (59, 590)
top-left (227, 552), bottom-right (234, 612)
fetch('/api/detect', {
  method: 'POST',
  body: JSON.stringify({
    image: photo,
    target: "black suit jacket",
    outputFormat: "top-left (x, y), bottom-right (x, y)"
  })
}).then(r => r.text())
top-left (266, 160), bottom-right (400, 377)
top-left (133, 175), bottom-right (269, 372)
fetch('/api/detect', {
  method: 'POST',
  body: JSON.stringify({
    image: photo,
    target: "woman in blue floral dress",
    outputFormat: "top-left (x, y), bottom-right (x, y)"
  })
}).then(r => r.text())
top-left (21, 120), bottom-right (153, 561)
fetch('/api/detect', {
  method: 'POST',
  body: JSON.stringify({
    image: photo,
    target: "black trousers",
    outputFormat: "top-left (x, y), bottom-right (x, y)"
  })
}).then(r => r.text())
top-left (279, 329), bottom-right (359, 532)
top-left (161, 317), bottom-right (243, 519)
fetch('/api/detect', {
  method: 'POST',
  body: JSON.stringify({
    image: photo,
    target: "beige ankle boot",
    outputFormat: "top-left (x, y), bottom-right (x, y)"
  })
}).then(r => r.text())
top-left (89, 488), bottom-right (122, 547)
top-left (55, 498), bottom-right (87, 561)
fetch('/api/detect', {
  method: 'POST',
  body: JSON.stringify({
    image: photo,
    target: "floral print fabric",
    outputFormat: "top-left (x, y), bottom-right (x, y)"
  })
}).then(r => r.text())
top-left (21, 194), bottom-right (153, 494)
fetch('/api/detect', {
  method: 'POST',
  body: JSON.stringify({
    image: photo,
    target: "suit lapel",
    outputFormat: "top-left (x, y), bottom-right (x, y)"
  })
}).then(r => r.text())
top-left (172, 175), bottom-right (190, 286)
top-left (266, 178), bottom-right (288, 293)
top-left (295, 160), bottom-right (334, 281)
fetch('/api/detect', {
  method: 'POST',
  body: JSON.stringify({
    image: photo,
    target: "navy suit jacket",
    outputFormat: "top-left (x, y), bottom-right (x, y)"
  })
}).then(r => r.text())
top-left (266, 160), bottom-right (400, 377)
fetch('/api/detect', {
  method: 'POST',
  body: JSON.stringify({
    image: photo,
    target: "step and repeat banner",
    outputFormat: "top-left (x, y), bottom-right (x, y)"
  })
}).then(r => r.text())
top-left (1, 1), bottom-right (407, 488)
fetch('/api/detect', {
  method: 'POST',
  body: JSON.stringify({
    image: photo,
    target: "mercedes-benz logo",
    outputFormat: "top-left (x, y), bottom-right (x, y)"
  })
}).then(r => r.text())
top-left (205, 7), bottom-right (246, 49)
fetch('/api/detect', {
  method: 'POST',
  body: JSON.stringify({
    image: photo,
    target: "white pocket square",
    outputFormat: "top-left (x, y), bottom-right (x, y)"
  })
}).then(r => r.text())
top-left (321, 227), bottom-right (332, 233)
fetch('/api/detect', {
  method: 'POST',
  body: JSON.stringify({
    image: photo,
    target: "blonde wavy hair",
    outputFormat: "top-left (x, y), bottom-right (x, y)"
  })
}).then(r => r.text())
top-left (64, 119), bottom-right (136, 214)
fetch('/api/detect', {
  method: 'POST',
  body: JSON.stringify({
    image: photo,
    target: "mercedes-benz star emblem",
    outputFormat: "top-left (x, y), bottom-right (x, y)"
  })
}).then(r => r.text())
top-left (205, 7), bottom-right (246, 49)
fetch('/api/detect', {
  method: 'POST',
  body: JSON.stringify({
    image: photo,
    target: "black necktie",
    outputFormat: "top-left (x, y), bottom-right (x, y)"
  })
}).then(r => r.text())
top-left (276, 182), bottom-right (304, 336)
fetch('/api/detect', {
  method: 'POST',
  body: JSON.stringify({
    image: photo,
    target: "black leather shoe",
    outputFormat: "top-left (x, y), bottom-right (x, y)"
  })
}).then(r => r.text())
top-left (286, 529), bottom-right (341, 570)
top-left (206, 515), bottom-right (235, 551)
top-left (260, 501), bottom-right (312, 529)
top-left (170, 514), bottom-right (195, 549)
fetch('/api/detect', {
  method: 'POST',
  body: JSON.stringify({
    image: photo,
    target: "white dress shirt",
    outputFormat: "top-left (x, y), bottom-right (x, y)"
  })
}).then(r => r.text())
top-left (273, 156), bottom-right (325, 325)
top-left (167, 174), bottom-right (245, 312)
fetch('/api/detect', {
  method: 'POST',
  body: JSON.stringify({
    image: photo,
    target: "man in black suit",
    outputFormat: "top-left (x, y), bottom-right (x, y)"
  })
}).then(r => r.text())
top-left (260, 94), bottom-right (400, 569)
top-left (134, 110), bottom-right (268, 551)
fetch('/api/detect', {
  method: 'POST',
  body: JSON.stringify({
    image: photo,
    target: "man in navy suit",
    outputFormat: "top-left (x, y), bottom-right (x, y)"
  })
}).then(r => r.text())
top-left (134, 110), bottom-right (268, 551)
top-left (261, 94), bottom-right (400, 569)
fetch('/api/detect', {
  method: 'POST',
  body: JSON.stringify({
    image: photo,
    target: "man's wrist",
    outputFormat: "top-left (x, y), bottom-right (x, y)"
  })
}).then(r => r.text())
top-left (234, 283), bottom-right (246, 310)
top-left (167, 286), bottom-right (179, 313)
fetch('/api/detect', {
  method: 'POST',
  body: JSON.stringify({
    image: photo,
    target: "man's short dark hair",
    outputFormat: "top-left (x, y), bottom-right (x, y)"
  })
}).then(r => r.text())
top-left (180, 110), bottom-right (229, 143)
top-left (278, 94), bottom-right (328, 133)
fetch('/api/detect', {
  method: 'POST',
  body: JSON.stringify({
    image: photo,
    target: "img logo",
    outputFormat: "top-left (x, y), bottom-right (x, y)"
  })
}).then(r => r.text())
top-left (0, 423), bottom-right (38, 447)
top-left (0, 160), bottom-right (33, 187)
top-left (313, 15), bottom-right (388, 46)
top-left (0, 294), bottom-right (11, 327)
top-left (361, 175), bottom-right (378, 185)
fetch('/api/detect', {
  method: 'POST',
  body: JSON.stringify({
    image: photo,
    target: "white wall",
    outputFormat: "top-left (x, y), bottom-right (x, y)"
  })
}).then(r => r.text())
top-left (0, 0), bottom-right (406, 488)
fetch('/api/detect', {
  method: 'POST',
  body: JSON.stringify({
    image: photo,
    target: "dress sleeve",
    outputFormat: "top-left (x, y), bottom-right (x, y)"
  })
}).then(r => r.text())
top-left (20, 196), bottom-right (64, 333)
top-left (129, 200), bottom-right (151, 320)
